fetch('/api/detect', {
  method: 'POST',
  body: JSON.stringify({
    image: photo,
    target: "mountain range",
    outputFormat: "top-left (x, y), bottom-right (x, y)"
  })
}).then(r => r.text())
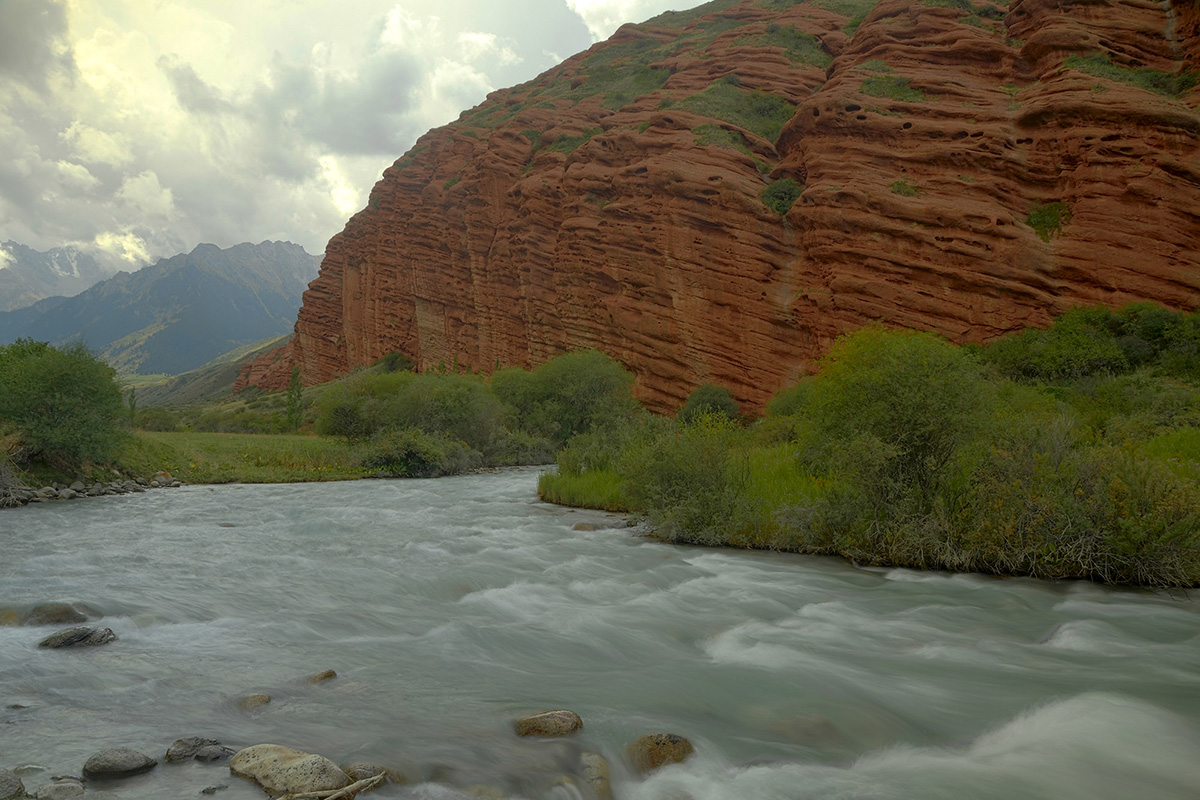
top-left (0, 241), bottom-right (320, 376)
top-left (0, 241), bottom-right (110, 312)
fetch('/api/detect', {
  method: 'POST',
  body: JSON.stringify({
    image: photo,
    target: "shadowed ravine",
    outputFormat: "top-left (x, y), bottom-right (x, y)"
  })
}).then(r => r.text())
top-left (2, 470), bottom-right (1199, 799)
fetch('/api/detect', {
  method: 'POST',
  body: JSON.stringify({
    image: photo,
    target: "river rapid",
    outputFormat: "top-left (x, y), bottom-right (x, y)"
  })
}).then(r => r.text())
top-left (1, 469), bottom-right (1199, 799)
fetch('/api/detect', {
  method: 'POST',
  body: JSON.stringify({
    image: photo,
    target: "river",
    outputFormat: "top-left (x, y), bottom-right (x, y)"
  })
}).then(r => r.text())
top-left (1, 469), bottom-right (1199, 799)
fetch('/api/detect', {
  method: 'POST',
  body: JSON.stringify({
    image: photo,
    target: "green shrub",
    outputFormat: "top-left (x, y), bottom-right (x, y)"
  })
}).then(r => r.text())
top-left (134, 408), bottom-right (181, 432)
top-left (1064, 53), bottom-right (1197, 97)
top-left (678, 81), bottom-right (797, 143)
top-left (982, 306), bottom-right (1128, 380)
top-left (621, 412), bottom-right (759, 544)
top-left (890, 180), bottom-right (921, 196)
top-left (859, 75), bottom-right (927, 102)
top-left (0, 339), bottom-right (125, 468)
top-left (761, 178), bottom-right (804, 215)
top-left (356, 427), bottom-right (480, 478)
top-left (677, 383), bottom-right (742, 424)
top-left (538, 468), bottom-right (629, 511)
top-left (795, 327), bottom-right (988, 507)
top-left (1026, 201), bottom-right (1071, 242)
top-left (735, 24), bottom-right (831, 68)
top-left (492, 350), bottom-right (638, 445)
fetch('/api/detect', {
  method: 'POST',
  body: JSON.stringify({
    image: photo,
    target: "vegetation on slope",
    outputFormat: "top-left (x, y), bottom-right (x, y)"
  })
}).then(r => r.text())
top-left (540, 303), bottom-right (1200, 588)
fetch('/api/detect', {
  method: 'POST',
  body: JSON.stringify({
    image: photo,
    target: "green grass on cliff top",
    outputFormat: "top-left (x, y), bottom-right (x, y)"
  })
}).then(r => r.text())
top-left (678, 78), bottom-right (797, 143)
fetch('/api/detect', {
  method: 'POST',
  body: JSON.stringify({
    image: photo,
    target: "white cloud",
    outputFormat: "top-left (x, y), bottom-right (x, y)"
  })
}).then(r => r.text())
top-left (0, 244), bottom-right (11, 271)
top-left (566, 0), bottom-right (709, 41)
top-left (116, 171), bottom-right (175, 218)
top-left (458, 31), bottom-right (522, 65)
top-left (55, 160), bottom-right (99, 190)
top-left (62, 122), bottom-right (133, 166)
top-left (93, 229), bottom-right (150, 265)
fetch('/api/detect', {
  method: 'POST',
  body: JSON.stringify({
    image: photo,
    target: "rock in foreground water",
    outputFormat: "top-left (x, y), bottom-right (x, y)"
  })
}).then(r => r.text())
top-left (230, 744), bottom-right (350, 795)
top-left (38, 626), bottom-right (116, 648)
top-left (626, 733), bottom-right (694, 775)
top-left (580, 752), bottom-right (612, 800)
top-left (513, 710), bottom-right (583, 738)
top-left (0, 769), bottom-right (24, 800)
top-left (22, 602), bottom-right (96, 626)
top-left (165, 737), bottom-right (236, 764)
top-left (35, 778), bottom-right (84, 800)
top-left (82, 747), bottom-right (157, 778)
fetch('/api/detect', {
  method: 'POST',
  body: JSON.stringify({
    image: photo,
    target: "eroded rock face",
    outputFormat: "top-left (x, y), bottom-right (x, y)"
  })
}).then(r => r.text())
top-left (246, 0), bottom-right (1200, 413)
top-left (229, 744), bottom-right (351, 795)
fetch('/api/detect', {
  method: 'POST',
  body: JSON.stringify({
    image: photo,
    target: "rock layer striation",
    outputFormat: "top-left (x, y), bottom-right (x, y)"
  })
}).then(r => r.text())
top-left (246, 0), bottom-right (1200, 412)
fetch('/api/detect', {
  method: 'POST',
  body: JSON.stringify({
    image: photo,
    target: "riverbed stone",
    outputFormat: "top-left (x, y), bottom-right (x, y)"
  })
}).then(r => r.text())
top-left (165, 737), bottom-right (235, 764)
top-left (342, 761), bottom-right (407, 784)
top-left (625, 733), bottom-right (694, 775)
top-left (38, 625), bottom-right (117, 648)
top-left (513, 710), bottom-right (584, 738)
top-left (307, 668), bottom-right (337, 684)
top-left (23, 602), bottom-right (95, 626)
top-left (580, 752), bottom-right (612, 800)
top-left (56, 489), bottom-right (76, 500)
top-left (82, 747), bottom-right (157, 778)
top-left (35, 779), bottom-right (84, 800)
top-left (237, 693), bottom-right (271, 711)
top-left (230, 744), bottom-right (351, 795)
top-left (0, 769), bottom-right (24, 800)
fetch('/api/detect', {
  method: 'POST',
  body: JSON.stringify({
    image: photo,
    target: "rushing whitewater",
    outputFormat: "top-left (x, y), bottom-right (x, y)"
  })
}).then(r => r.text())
top-left (2, 470), bottom-right (1199, 799)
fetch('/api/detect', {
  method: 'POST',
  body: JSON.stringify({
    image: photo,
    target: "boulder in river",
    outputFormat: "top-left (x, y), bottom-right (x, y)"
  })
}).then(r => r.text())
top-left (625, 733), bottom-right (694, 775)
top-left (165, 737), bottom-right (236, 764)
top-left (34, 778), bottom-right (84, 800)
top-left (229, 744), bottom-right (351, 795)
top-left (38, 626), bottom-right (116, 648)
top-left (580, 752), bottom-right (612, 800)
top-left (82, 747), bottom-right (157, 778)
top-left (23, 602), bottom-right (97, 626)
top-left (236, 693), bottom-right (271, 711)
top-left (0, 769), bottom-right (24, 800)
top-left (513, 710), bottom-right (584, 738)
top-left (307, 669), bottom-right (337, 684)
top-left (342, 762), bottom-right (406, 784)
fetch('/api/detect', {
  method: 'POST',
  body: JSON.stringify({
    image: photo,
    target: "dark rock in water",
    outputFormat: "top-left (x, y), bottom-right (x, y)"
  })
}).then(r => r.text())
top-left (35, 779), bottom-right (84, 800)
top-left (38, 626), bottom-right (117, 648)
top-left (625, 733), bottom-right (694, 775)
top-left (0, 768), bottom-right (24, 800)
top-left (307, 668), bottom-right (337, 684)
top-left (166, 737), bottom-right (234, 763)
top-left (82, 747), bottom-right (157, 778)
top-left (23, 602), bottom-right (97, 626)
top-left (195, 745), bottom-right (236, 763)
top-left (200, 786), bottom-right (228, 795)
top-left (513, 710), bottom-right (584, 738)
top-left (571, 522), bottom-right (599, 532)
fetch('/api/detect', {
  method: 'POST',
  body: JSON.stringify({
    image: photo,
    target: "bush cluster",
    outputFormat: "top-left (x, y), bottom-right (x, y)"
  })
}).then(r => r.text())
top-left (0, 339), bottom-right (125, 470)
top-left (314, 349), bottom-right (635, 477)
top-left (544, 305), bottom-right (1200, 588)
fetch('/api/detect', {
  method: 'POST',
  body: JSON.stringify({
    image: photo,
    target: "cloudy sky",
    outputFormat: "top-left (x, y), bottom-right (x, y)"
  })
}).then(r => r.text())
top-left (0, 0), bottom-right (708, 270)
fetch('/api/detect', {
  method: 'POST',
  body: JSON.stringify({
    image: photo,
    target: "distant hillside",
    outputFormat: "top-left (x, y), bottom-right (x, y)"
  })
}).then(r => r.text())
top-left (0, 241), bottom-right (109, 311)
top-left (0, 241), bottom-right (320, 375)
top-left (133, 334), bottom-right (293, 407)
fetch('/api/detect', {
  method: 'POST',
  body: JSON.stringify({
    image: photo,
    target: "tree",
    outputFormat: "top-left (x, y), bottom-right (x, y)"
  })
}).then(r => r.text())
top-left (286, 366), bottom-right (303, 432)
top-left (0, 339), bottom-right (125, 468)
top-left (677, 383), bottom-right (741, 425)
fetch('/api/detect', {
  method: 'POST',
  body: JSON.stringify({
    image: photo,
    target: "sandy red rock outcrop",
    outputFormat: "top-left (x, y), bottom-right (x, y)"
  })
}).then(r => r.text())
top-left (245, 0), bottom-right (1200, 413)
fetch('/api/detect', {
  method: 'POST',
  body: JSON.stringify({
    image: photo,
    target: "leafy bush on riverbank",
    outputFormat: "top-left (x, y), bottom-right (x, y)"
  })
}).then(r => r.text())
top-left (542, 305), bottom-right (1200, 588)
top-left (0, 339), bottom-right (125, 471)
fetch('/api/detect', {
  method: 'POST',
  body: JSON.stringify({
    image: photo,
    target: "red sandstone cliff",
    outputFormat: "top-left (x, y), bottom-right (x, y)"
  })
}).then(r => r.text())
top-left (241, 0), bottom-right (1200, 412)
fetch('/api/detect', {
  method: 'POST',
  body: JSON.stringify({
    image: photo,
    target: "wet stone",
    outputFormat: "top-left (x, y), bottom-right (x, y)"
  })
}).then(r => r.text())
top-left (513, 710), bottom-right (584, 738)
top-left (38, 626), bottom-right (117, 648)
top-left (82, 747), bottom-right (157, 779)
